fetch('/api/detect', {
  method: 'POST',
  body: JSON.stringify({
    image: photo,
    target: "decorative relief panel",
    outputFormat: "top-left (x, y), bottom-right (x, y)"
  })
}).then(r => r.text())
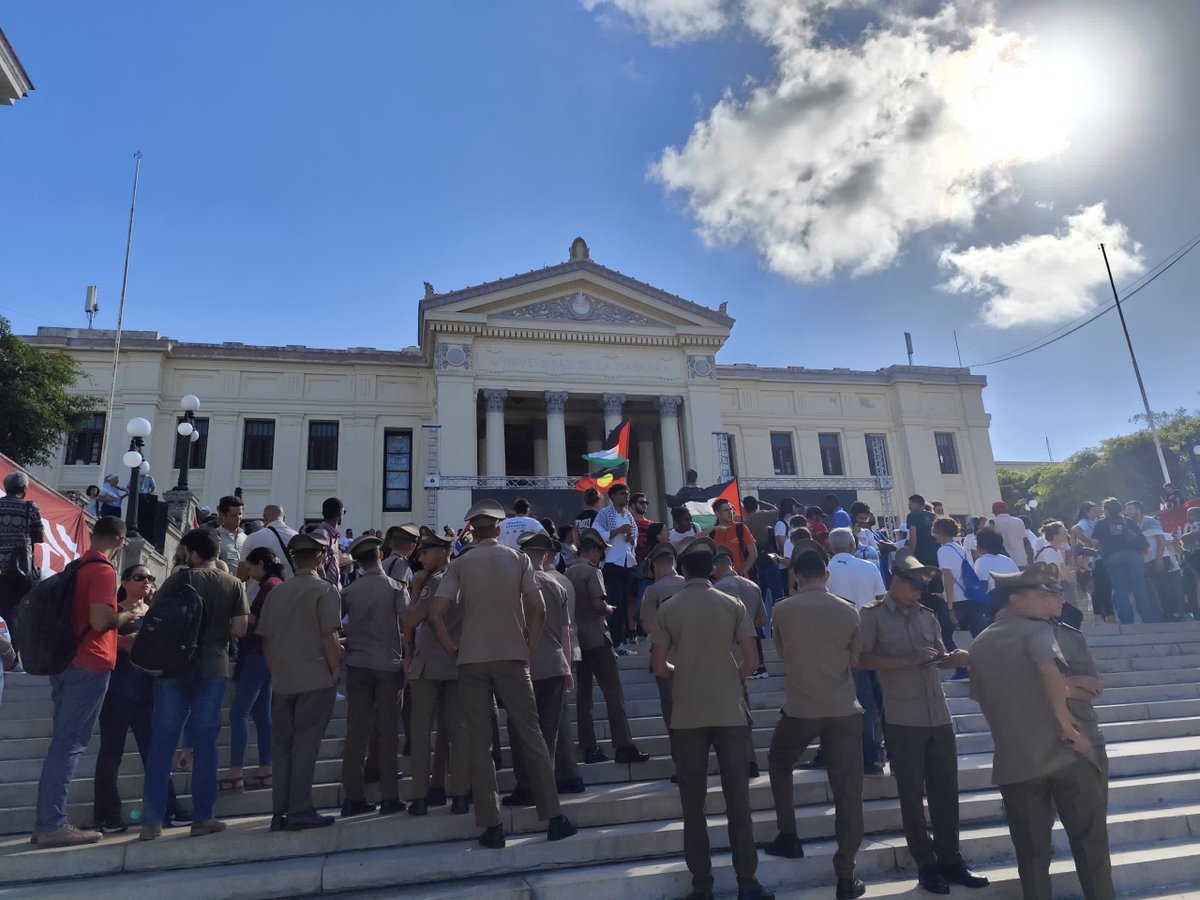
top-left (476, 346), bottom-right (682, 381)
top-left (687, 355), bottom-right (716, 379)
top-left (435, 342), bottom-right (472, 371)
top-left (495, 292), bottom-right (665, 327)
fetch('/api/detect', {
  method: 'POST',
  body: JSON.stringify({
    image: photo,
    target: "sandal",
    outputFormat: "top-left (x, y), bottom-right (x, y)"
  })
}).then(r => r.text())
top-left (217, 777), bottom-right (245, 794)
top-left (244, 774), bottom-right (273, 790)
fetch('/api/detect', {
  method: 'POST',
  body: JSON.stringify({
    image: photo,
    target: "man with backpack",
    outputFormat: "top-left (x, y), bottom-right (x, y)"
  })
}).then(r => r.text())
top-left (31, 516), bottom-right (138, 847)
top-left (138, 528), bottom-right (249, 841)
top-left (708, 497), bottom-right (758, 578)
top-left (0, 470), bottom-right (45, 667)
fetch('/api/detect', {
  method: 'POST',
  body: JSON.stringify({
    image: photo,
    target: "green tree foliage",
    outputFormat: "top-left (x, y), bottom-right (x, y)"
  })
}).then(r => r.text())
top-left (0, 317), bottom-right (99, 467)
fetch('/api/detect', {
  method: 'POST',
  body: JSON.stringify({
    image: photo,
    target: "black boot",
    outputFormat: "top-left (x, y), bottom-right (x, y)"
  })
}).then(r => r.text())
top-left (918, 865), bottom-right (950, 895)
top-left (836, 878), bottom-right (866, 900)
top-left (762, 832), bottom-right (804, 859)
top-left (407, 798), bottom-right (428, 817)
top-left (269, 814), bottom-right (287, 832)
top-left (557, 776), bottom-right (586, 794)
top-left (940, 862), bottom-right (989, 889)
top-left (546, 814), bottom-right (577, 841)
top-left (450, 795), bottom-right (471, 815)
top-left (478, 824), bottom-right (505, 848)
top-left (614, 745), bottom-right (650, 764)
top-left (501, 789), bottom-right (535, 807)
top-left (737, 885), bottom-right (775, 900)
top-left (427, 786), bottom-right (447, 807)
top-left (378, 798), bottom-right (406, 815)
top-left (583, 747), bottom-right (609, 764)
top-left (340, 799), bottom-right (376, 817)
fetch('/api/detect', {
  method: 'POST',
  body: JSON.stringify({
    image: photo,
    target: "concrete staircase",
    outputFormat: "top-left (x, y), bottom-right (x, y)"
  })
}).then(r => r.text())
top-left (2, 622), bottom-right (1200, 898)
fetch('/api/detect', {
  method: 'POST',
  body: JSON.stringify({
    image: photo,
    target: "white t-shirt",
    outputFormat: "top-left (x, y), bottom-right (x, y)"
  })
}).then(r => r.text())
top-left (669, 524), bottom-right (701, 547)
top-left (1033, 544), bottom-right (1065, 571)
top-left (993, 514), bottom-right (1030, 567)
top-left (937, 542), bottom-right (973, 599)
top-left (1027, 529), bottom-right (1046, 555)
top-left (962, 533), bottom-right (977, 555)
top-left (1137, 516), bottom-right (1166, 563)
top-left (498, 515), bottom-right (545, 548)
top-left (826, 552), bottom-right (886, 610)
top-left (240, 521), bottom-right (298, 602)
top-left (974, 553), bottom-right (1019, 590)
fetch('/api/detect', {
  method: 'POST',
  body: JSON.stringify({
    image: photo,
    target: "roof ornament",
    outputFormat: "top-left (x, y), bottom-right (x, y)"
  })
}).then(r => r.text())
top-left (718, 301), bottom-right (728, 315)
top-left (569, 236), bottom-right (590, 261)
top-left (423, 281), bottom-right (436, 299)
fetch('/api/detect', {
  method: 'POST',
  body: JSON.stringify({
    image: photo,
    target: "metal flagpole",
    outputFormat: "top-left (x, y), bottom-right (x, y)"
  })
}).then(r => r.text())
top-left (97, 151), bottom-right (142, 486)
top-left (1100, 242), bottom-right (1171, 485)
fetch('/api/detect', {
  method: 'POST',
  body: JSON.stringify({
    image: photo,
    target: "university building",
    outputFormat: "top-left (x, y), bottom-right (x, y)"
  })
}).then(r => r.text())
top-left (24, 238), bottom-right (1000, 529)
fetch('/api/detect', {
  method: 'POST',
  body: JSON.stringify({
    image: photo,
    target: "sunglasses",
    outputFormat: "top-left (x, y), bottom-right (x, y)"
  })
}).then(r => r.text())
top-left (129, 573), bottom-right (156, 583)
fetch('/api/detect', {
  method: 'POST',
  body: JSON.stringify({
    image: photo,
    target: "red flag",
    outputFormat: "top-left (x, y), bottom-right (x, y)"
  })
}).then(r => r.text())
top-left (0, 452), bottom-right (89, 577)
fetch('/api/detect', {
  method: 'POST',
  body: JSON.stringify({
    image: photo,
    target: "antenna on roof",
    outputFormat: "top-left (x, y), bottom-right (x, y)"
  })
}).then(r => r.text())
top-left (84, 285), bottom-right (99, 329)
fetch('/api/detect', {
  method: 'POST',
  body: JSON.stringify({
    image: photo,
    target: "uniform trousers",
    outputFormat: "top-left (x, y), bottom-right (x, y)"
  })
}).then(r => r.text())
top-left (511, 675), bottom-right (565, 793)
top-left (671, 724), bottom-right (758, 892)
top-left (272, 686), bottom-right (336, 816)
top-left (999, 753), bottom-right (1113, 900)
top-left (768, 712), bottom-right (864, 880)
top-left (884, 723), bottom-right (962, 869)
top-left (459, 660), bottom-right (561, 828)
top-left (575, 645), bottom-right (633, 752)
top-left (408, 677), bottom-right (468, 798)
top-left (342, 666), bottom-right (403, 803)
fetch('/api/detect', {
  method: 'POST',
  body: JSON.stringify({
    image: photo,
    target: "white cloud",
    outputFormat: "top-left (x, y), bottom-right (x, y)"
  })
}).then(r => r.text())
top-left (580, 0), bottom-right (730, 44)
top-left (938, 203), bottom-right (1145, 328)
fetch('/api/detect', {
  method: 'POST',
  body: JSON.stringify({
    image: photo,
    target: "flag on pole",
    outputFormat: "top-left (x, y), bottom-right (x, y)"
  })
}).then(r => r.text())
top-left (664, 477), bottom-right (743, 529)
top-left (575, 420), bottom-right (631, 493)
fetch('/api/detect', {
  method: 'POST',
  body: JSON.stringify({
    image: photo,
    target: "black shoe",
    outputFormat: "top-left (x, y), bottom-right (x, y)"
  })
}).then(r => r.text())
top-left (450, 796), bottom-right (471, 815)
top-left (285, 811), bottom-right (335, 831)
top-left (165, 808), bottom-right (192, 827)
top-left (670, 774), bottom-right (679, 784)
top-left (407, 798), bottom-right (428, 817)
top-left (799, 754), bottom-right (825, 769)
top-left (427, 786), bottom-right (448, 807)
top-left (557, 777), bottom-right (586, 794)
top-left (340, 799), bottom-right (376, 817)
top-left (378, 798), bottom-right (406, 815)
top-left (918, 865), bottom-right (950, 895)
top-left (546, 814), bottom-right (577, 841)
top-left (738, 885), bottom-right (775, 900)
top-left (94, 818), bottom-right (128, 835)
top-left (836, 878), bottom-right (866, 900)
top-left (614, 745), bottom-right (650, 764)
top-left (501, 789), bottom-right (535, 807)
top-left (269, 814), bottom-right (287, 832)
top-left (762, 832), bottom-right (804, 859)
top-left (747, 761), bottom-right (761, 778)
top-left (363, 767), bottom-right (380, 785)
top-left (478, 824), bottom-right (506, 848)
top-left (940, 862), bottom-right (989, 889)
top-left (583, 747), bottom-right (609, 764)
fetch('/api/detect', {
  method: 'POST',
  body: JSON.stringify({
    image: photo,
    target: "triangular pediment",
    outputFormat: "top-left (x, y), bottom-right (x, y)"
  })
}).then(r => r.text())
top-left (491, 290), bottom-right (670, 328)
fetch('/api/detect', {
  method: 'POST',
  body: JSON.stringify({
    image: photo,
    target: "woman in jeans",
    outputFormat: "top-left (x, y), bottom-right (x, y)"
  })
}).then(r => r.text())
top-left (220, 546), bottom-right (282, 792)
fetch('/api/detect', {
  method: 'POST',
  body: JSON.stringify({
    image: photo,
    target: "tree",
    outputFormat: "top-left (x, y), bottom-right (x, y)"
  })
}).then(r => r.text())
top-left (0, 316), bottom-right (99, 466)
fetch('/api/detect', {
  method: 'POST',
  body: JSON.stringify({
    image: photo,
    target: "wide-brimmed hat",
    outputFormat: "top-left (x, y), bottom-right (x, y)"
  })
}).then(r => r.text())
top-left (678, 536), bottom-right (718, 560)
top-left (890, 549), bottom-right (937, 581)
top-left (465, 499), bottom-right (506, 525)
top-left (647, 542), bottom-right (677, 564)
top-left (577, 527), bottom-right (610, 551)
top-left (993, 561), bottom-right (1064, 593)
top-left (347, 534), bottom-right (383, 558)
top-left (517, 531), bottom-right (555, 552)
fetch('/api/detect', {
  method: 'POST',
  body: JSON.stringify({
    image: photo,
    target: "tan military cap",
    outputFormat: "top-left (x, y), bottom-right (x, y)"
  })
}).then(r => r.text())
top-left (678, 536), bottom-right (718, 559)
top-left (465, 499), bottom-right (507, 524)
top-left (347, 534), bottom-right (383, 558)
top-left (890, 549), bottom-right (936, 581)
top-left (646, 541), bottom-right (677, 564)
top-left (713, 544), bottom-right (734, 562)
top-left (577, 527), bottom-right (610, 551)
top-left (394, 523), bottom-right (422, 543)
top-left (288, 532), bottom-right (327, 554)
top-left (517, 531), bottom-right (555, 552)
top-left (993, 560), bottom-right (1063, 592)
top-left (418, 532), bottom-right (452, 550)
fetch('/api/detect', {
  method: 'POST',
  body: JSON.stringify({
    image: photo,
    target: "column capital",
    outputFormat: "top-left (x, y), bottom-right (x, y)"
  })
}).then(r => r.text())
top-left (601, 393), bottom-right (626, 417)
top-left (481, 388), bottom-right (508, 413)
top-left (658, 395), bottom-right (683, 418)
top-left (544, 391), bottom-right (569, 414)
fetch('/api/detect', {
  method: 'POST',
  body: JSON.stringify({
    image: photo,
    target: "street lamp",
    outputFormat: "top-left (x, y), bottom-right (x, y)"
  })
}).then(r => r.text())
top-left (175, 394), bottom-right (201, 491)
top-left (124, 417), bottom-right (152, 537)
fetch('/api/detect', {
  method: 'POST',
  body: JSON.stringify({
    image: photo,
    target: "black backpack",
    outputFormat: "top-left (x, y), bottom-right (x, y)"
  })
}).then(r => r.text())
top-left (130, 569), bottom-right (207, 678)
top-left (15, 558), bottom-right (107, 676)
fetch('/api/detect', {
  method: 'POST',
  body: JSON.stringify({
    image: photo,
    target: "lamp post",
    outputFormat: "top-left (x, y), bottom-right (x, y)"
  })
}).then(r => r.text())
top-left (123, 417), bottom-right (153, 537)
top-left (175, 394), bottom-right (201, 491)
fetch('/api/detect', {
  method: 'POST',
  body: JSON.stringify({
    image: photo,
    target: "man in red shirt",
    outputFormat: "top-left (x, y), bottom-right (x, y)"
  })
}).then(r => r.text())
top-left (708, 498), bottom-right (758, 577)
top-left (630, 492), bottom-right (655, 641)
top-left (33, 517), bottom-right (143, 847)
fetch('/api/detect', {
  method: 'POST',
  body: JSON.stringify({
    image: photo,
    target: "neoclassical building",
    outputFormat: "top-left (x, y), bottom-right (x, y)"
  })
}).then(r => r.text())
top-left (25, 238), bottom-right (1000, 529)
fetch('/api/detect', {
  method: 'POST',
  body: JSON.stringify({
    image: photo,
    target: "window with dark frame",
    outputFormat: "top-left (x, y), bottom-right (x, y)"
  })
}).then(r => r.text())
top-left (241, 419), bottom-right (276, 470)
top-left (770, 432), bottom-right (796, 476)
top-left (307, 420), bottom-right (340, 471)
top-left (383, 429), bottom-right (413, 512)
top-left (173, 417), bottom-right (210, 469)
top-left (818, 432), bottom-right (844, 476)
top-left (864, 433), bottom-right (891, 477)
top-left (935, 432), bottom-right (961, 475)
top-left (64, 413), bottom-right (106, 466)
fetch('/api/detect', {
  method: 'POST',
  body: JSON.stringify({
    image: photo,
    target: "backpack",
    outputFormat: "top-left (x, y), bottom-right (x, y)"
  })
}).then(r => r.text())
top-left (947, 543), bottom-right (990, 605)
top-left (15, 558), bottom-right (107, 676)
top-left (130, 569), bottom-right (207, 678)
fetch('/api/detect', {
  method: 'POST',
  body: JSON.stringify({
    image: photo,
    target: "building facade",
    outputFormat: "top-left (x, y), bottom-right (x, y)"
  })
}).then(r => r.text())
top-left (24, 239), bottom-right (1000, 529)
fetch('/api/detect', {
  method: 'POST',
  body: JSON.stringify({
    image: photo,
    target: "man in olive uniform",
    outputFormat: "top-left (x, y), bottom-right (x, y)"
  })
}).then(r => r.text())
top-left (650, 537), bottom-right (771, 900)
top-left (713, 546), bottom-right (769, 677)
top-left (429, 500), bottom-right (576, 847)
top-left (764, 549), bottom-right (866, 900)
top-left (640, 541), bottom-right (684, 733)
top-left (544, 538), bottom-right (586, 795)
top-left (566, 528), bottom-right (649, 765)
top-left (403, 532), bottom-right (470, 816)
top-left (257, 532), bottom-right (343, 832)
top-left (970, 563), bottom-right (1113, 900)
top-left (858, 553), bottom-right (989, 894)
top-left (339, 534), bottom-right (408, 817)
top-left (503, 531), bottom-right (573, 807)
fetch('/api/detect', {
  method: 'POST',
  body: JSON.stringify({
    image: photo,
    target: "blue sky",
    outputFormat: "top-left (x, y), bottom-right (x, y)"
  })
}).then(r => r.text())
top-left (2, 1), bottom-right (1198, 463)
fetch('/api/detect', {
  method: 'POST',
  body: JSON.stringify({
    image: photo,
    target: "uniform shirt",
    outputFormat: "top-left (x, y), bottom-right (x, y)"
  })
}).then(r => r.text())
top-left (71, 550), bottom-right (118, 672)
top-left (1053, 619), bottom-right (1105, 749)
top-left (771, 584), bottom-right (862, 719)
top-left (639, 572), bottom-right (686, 634)
top-left (649, 578), bottom-right (756, 729)
top-left (543, 568), bottom-right (579, 662)
top-left (382, 554), bottom-right (412, 584)
top-left (595, 505), bottom-right (638, 567)
top-left (969, 608), bottom-right (1079, 785)
top-left (257, 568), bottom-right (341, 694)
top-left (530, 570), bottom-right (571, 681)
top-left (342, 568), bottom-right (408, 672)
top-left (826, 552), bottom-right (886, 610)
top-left (712, 572), bottom-right (766, 625)
top-left (498, 516), bottom-right (545, 548)
top-left (565, 557), bottom-right (610, 651)
top-left (992, 513), bottom-right (1030, 567)
top-left (410, 567), bottom-right (462, 681)
top-left (156, 567), bottom-right (249, 678)
top-left (434, 537), bottom-right (540, 665)
top-left (859, 596), bottom-right (951, 727)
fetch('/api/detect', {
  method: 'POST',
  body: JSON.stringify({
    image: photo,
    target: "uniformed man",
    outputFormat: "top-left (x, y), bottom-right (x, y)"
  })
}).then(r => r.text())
top-left (764, 549), bottom-right (866, 900)
top-left (256, 532), bottom-right (343, 832)
top-left (503, 531), bottom-right (573, 807)
top-left (650, 537), bottom-right (772, 900)
top-left (969, 563), bottom-right (1113, 900)
top-left (545, 538), bottom-right (586, 795)
top-left (339, 534), bottom-right (408, 817)
top-left (858, 553), bottom-right (989, 894)
top-left (565, 528), bottom-right (650, 765)
top-left (639, 541), bottom-right (684, 736)
top-left (383, 523), bottom-right (421, 583)
top-left (713, 546), bottom-right (769, 678)
top-left (429, 500), bottom-right (576, 847)
top-left (403, 532), bottom-right (470, 816)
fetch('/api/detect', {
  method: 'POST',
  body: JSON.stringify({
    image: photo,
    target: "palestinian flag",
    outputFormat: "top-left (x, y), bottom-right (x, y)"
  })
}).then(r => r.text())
top-left (581, 420), bottom-right (630, 469)
top-left (664, 477), bottom-right (742, 529)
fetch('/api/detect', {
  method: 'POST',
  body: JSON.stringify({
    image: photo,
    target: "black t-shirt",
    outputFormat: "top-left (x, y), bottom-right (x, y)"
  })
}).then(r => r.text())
top-left (573, 508), bottom-right (598, 537)
top-left (907, 509), bottom-right (939, 567)
top-left (1092, 515), bottom-right (1147, 557)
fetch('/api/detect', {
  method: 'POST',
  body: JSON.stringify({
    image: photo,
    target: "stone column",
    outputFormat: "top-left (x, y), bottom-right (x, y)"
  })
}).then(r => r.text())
top-left (637, 431), bottom-right (662, 519)
top-left (545, 391), bottom-right (569, 485)
top-left (532, 421), bottom-right (549, 478)
top-left (601, 393), bottom-right (626, 436)
top-left (658, 395), bottom-right (685, 496)
top-left (482, 389), bottom-right (508, 483)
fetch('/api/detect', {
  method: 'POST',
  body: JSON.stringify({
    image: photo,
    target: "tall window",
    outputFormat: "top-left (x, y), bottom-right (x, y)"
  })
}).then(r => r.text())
top-left (935, 432), bottom-right (961, 475)
top-left (242, 420), bottom-right (275, 470)
top-left (307, 421), bottom-right (340, 471)
top-left (818, 432), bottom-right (844, 476)
top-left (770, 432), bottom-right (796, 476)
top-left (64, 413), bottom-right (105, 465)
top-left (173, 417), bottom-right (209, 469)
top-left (383, 430), bottom-right (413, 512)
top-left (864, 433), bottom-right (891, 477)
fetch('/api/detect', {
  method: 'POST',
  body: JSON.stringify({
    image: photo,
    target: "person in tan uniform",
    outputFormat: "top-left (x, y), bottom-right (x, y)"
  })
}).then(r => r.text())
top-left (429, 500), bottom-right (576, 848)
top-left (640, 541), bottom-right (684, 736)
top-left (545, 538), bottom-right (586, 795)
top-left (502, 530), bottom-right (573, 807)
top-left (969, 563), bottom-right (1113, 900)
top-left (764, 548), bottom-right (866, 900)
top-left (650, 537), bottom-right (772, 900)
top-left (713, 546), bottom-right (769, 679)
top-left (565, 528), bottom-right (649, 765)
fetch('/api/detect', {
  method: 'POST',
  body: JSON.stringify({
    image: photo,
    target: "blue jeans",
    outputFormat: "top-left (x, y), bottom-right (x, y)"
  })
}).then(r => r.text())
top-left (852, 668), bottom-right (884, 769)
top-left (142, 675), bottom-right (227, 824)
top-left (1105, 550), bottom-right (1161, 624)
top-left (230, 654), bottom-right (272, 768)
top-left (35, 665), bottom-right (110, 832)
top-left (759, 565), bottom-right (786, 625)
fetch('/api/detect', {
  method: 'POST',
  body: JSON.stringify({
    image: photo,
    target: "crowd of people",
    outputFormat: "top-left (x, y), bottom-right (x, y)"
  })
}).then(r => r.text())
top-left (3, 466), bottom-right (1199, 899)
